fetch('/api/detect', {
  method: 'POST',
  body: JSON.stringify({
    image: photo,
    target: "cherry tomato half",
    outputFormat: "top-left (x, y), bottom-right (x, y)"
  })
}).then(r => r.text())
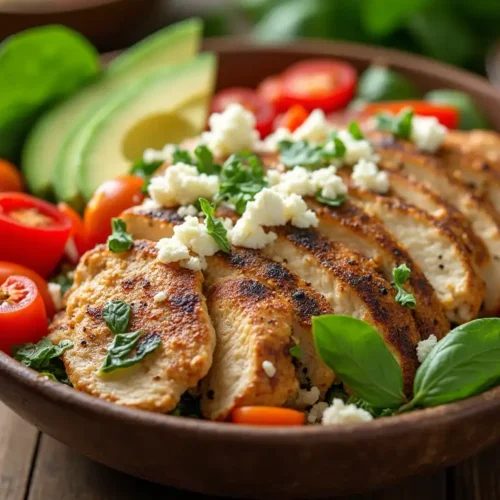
top-left (58, 202), bottom-right (89, 263)
top-left (84, 175), bottom-right (144, 248)
top-left (0, 262), bottom-right (55, 318)
top-left (211, 87), bottom-right (276, 138)
top-left (0, 159), bottom-right (23, 192)
top-left (274, 104), bottom-right (309, 132)
top-left (231, 406), bottom-right (305, 426)
top-left (0, 193), bottom-right (72, 277)
top-left (257, 75), bottom-right (287, 113)
top-left (363, 101), bottom-right (460, 129)
top-left (0, 276), bottom-right (48, 354)
top-left (281, 59), bottom-right (357, 112)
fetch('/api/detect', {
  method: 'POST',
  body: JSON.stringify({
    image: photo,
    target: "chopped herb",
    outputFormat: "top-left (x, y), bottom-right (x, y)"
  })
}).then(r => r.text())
top-left (324, 136), bottom-right (346, 159)
top-left (348, 121), bottom-right (364, 140)
top-left (13, 338), bottom-right (73, 385)
top-left (107, 218), bottom-right (133, 253)
top-left (51, 270), bottom-right (74, 295)
top-left (315, 192), bottom-right (346, 207)
top-left (347, 396), bottom-right (395, 418)
top-left (194, 145), bottom-right (220, 175)
top-left (376, 109), bottom-right (414, 140)
top-left (130, 158), bottom-right (162, 193)
top-left (279, 140), bottom-right (324, 169)
top-left (172, 147), bottom-right (194, 165)
top-left (392, 263), bottom-right (416, 309)
top-left (103, 300), bottom-right (131, 335)
top-left (199, 198), bottom-right (231, 253)
top-left (289, 344), bottom-right (303, 359)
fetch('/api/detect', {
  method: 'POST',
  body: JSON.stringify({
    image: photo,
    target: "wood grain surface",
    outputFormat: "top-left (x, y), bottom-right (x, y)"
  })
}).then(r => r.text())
top-left (0, 403), bottom-right (498, 499)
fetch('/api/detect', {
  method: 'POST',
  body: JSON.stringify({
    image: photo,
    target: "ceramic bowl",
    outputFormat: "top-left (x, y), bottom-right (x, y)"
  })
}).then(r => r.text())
top-left (1, 39), bottom-right (500, 498)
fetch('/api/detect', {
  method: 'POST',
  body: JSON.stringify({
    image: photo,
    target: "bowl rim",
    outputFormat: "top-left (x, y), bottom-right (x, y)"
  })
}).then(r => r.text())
top-left (0, 0), bottom-right (126, 14)
top-left (2, 38), bottom-right (500, 444)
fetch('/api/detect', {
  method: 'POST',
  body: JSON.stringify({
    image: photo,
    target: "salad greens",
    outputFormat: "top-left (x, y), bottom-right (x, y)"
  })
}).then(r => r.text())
top-left (107, 218), bottom-right (133, 253)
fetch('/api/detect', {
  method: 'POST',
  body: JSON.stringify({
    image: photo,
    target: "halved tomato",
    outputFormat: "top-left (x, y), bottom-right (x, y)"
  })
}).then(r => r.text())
top-left (211, 87), bottom-right (276, 138)
top-left (0, 159), bottom-right (23, 192)
top-left (274, 104), bottom-right (309, 132)
top-left (281, 59), bottom-right (357, 112)
top-left (257, 75), bottom-right (287, 113)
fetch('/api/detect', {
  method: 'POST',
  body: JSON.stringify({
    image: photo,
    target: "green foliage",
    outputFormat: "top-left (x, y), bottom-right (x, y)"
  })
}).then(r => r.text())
top-left (199, 198), bottom-right (231, 253)
top-left (107, 218), bottom-right (133, 253)
top-left (392, 263), bottom-right (417, 309)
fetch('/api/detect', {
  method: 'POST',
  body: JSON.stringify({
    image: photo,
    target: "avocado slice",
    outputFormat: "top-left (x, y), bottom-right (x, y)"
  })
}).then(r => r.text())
top-left (76, 53), bottom-right (216, 202)
top-left (22, 18), bottom-right (202, 200)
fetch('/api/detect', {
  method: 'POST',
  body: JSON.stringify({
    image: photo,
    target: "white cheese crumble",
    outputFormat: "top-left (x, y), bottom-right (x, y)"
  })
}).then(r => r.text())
top-left (293, 387), bottom-right (321, 409)
top-left (202, 103), bottom-right (260, 157)
top-left (148, 163), bottom-right (219, 208)
top-left (48, 283), bottom-right (63, 311)
top-left (410, 115), bottom-right (447, 153)
top-left (417, 334), bottom-right (438, 363)
top-left (292, 109), bottom-right (332, 144)
top-left (156, 216), bottom-right (220, 271)
top-left (307, 402), bottom-right (329, 424)
top-left (153, 291), bottom-right (167, 303)
top-left (335, 129), bottom-right (379, 165)
top-left (229, 218), bottom-right (277, 249)
top-left (262, 360), bottom-right (276, 378)
top-left (143, 144), bottom-right (175, 164)
top-left (321, 399), bottom-right (374, 425)
top-left (351, 159), bottom-right (390, 194)
top-left (262, 127), bottom-right (293, 152)
top-left (177, 204), bottom-right (199, 218)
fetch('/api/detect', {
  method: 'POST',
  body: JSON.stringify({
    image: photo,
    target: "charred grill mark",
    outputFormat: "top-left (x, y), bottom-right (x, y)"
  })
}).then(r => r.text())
top-left (266, 262), bottom-right (294, 282)
top-left (140, 208), bottom-right (184, 223)
top-left (86, 305), bottom-right (102, 320)
top-left (170, 294), bottom-right (200, 314)
top-left (239, 280), bottom-right (269, 301)
top-left (121, 277), bottom-right (137, 290)
top-left (291, 290), bottom-right (323, 319)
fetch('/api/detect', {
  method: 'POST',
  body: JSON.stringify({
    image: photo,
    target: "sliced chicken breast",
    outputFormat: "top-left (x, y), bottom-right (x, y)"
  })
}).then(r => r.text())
top-left (201, 277), bottom-right (297, 420)
top-left (49, 240), bottom-right (215, 413)
top-left (444, 130), bottom-right (500, 165)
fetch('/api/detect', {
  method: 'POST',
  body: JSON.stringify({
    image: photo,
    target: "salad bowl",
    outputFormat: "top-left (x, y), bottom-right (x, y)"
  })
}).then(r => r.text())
top-left (1, 38), bottom-right (500, 498)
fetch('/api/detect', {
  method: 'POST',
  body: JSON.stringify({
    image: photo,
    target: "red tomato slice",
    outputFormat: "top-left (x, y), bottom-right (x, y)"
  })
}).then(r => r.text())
top-left (58, 202), bottom-right (89, 263)
top-left (0, 276), bottom-right (48, 354)
top-left (281, 59), bottom-right (357, 112)
top-left (257, 75), bottom-right (287, 113)
top-left (211, 87), bottom-right (276, 138)
top-left (363, 101), bottom-right (460, 129)
top-left (0, 193), bottom-right (72, 277)
top-left (274, 104), bottom-right (309, 132)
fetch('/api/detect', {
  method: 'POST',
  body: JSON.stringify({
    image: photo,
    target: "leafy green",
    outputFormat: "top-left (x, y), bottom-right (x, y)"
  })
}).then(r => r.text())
top-left (172, 147), bottom-right (194, 165)
top-left (99, 331), bottom-right (161, 374)
top-left (348, 121), bottom-right (364, 140)
top-left (0, 26), bottom-right (100, 162)
top-left (392, 264), bottom-right (416, 309)
top-left (194, 145), bottom-right (221, 175)
top-left (279, 140), bottom-right (324, 169)
top-left (199, 198), bottom-right (231, 253)
top-left (313, 315), bottom-right (406, 409)
top-left (325, 135), bottom-right (346, 159)
top-left (107, 218), bottom-right (133, 253)
top-left (347, 396), bottom-right (396, 418)
top-left (402, 319), bottom-right (500, 410)
top-left (13, 338), bottom-right (73, 385)
top-left (50, 271), bottom-right (74, 295)
top-left (216, 152), bottom-right (267, 214)
top-left (130, 158), bottom-right (162, 193)
top-left (376, 109), bottom-right (414, 140)
top-left (102, 300), bottom-right (131, 335)
top-left (315, 192), bottom-right (346, 207)
top-left (289, 344), bottom-right (303, 359)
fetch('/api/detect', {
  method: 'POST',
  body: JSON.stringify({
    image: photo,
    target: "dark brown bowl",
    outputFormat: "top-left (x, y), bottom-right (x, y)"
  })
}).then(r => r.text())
top-left (2, 39), bottom-right (500, 498)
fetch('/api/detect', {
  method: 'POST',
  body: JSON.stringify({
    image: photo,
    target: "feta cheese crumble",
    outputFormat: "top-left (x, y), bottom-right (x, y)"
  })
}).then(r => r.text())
top-left (262, 360), bottom-right (276, 378)
top-left (307, 402), bottom-right (329, 424)
top-left (156, 216), bottom-right (220, 271)
top-left (417, 334), bottom-right (438, 363)
top-left (143, 144), bottom-right (175, 164)
top-left (410, 115), bottom-right (447, 153)
top-left (48, 283), bottom-right (63, 311)
top-left (177, 204), bottom-right (199, 218)
top-left (148, 163), bottom-right (219, 208)
top-left (351, 159), bottom-right (390, 194)
top-left (321, 398), bottom-right (374, 425)
top-left (293, 387), bottom-right (321, 409)
top-left (202, 103), bottom-right (260, 157)
top-left (153, 291), bottom-right (167, 303)
top-left (335, 129), bottom-right (379, 165)
top-left (293, 109), bottom-right (332, 144)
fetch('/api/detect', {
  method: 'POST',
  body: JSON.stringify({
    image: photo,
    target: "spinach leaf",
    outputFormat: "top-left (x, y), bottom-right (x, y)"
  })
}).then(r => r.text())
top-left (99, 331), bottom-right (161, 374)
top-left (13, 338), bottom-right (73, 385)
top-left (199, 198), bottom-right (231, 253)
top-left (315, 192), bottom-right (346, 207)
top-left (107, 218), bottom-right (133, 253)
top-left (130, 158), bottom-right (162, 193)
top-left (403, 318), bottom-right (500, 410)
top-left (103, 300), bottom-right (131, 335)
top-left (392, 264), bottom-right (416, 309)
top-left (313, 315), bottom-right (406, 409)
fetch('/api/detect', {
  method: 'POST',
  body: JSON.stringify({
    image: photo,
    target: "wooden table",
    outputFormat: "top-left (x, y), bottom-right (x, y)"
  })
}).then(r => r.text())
top-left (1, 403), bottom-right (499, 499)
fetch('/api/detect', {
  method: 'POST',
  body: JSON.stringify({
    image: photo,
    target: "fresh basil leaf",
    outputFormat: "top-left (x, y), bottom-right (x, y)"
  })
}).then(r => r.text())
top-left (406, 318), bottom-right (500, 409)
top-left (173, 147), bottom-right (194, 165)
top-left (199, 198), bottom-right (231, 253)
top-left (103, 300), bottom-right (131, 335)
top-left (313, 315), bottom-right (406, 409)
top-left (348, 121), bottom-right (364, 140)
top-left (279, 140), bottom-right (324, 169)
top-left (315, 192), bottom-right (346, 207)
top-left (194, 145), bottom-right (220, 175)
top-left (392, 264), bottom-right (416, 309)
top-left (289, 344), bottom-right (303, 359)
top-left (13, 337), bottom-right (73, 385)
top-left (130, 158), bottom-right (163, 193)
top-left (107, 218), bottom-right (133, 253)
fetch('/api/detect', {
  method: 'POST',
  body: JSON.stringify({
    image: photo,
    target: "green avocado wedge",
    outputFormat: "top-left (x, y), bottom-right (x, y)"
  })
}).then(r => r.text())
top-left (22, 18), bottom-right (202, 201)
top-left (77, 53), bottom-right (216, 202)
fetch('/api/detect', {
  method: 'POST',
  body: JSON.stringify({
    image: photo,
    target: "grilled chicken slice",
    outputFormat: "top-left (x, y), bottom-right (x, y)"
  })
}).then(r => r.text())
top-left (444, 130), bottom-right (500, 164)
top-left (372, 134), bottom-right (500, 315)
top-left (263, 226), bottom-right (420, 393)
top-left (201, 277), bottom-right (297, 420)
top-left (343, 184), bottom-right (485, 324)
top-left (206, 248), bottom-right (335, 396)
top-left (49, 240), bottom-right (215, 413)
top-left (308, 198), bottom-right (449, 339)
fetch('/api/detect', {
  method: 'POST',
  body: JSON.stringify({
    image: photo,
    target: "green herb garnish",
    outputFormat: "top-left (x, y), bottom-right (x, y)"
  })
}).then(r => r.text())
top-left (173, 147), bottom-right (194, 165)
top-left (392, 264), bottom-right (416, 309)
top-left (348, 121), bottom-right (364, 140)
top-left (107, 218), bottom-right (133, 253)
top-left (199, 198), bottom-right (231, 253)
top-left (279, 140), bottom-right (324, 169)
top-left (103, 300), bottom-right (131, 335)
top-left (376, 108), bottom-right (414, 140)
top-left (314, 192), bottom-right (346, 207)
top-left (130, 158), bottom-right (162, 193)
top-left (325, 136), bottom-right (347, 159)
top-left (289, 344), bottom-right (303, 359)
top-left (13, 338), bottom-right (73, 385)
top-left (194, 145), bottom-right (220, 175)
